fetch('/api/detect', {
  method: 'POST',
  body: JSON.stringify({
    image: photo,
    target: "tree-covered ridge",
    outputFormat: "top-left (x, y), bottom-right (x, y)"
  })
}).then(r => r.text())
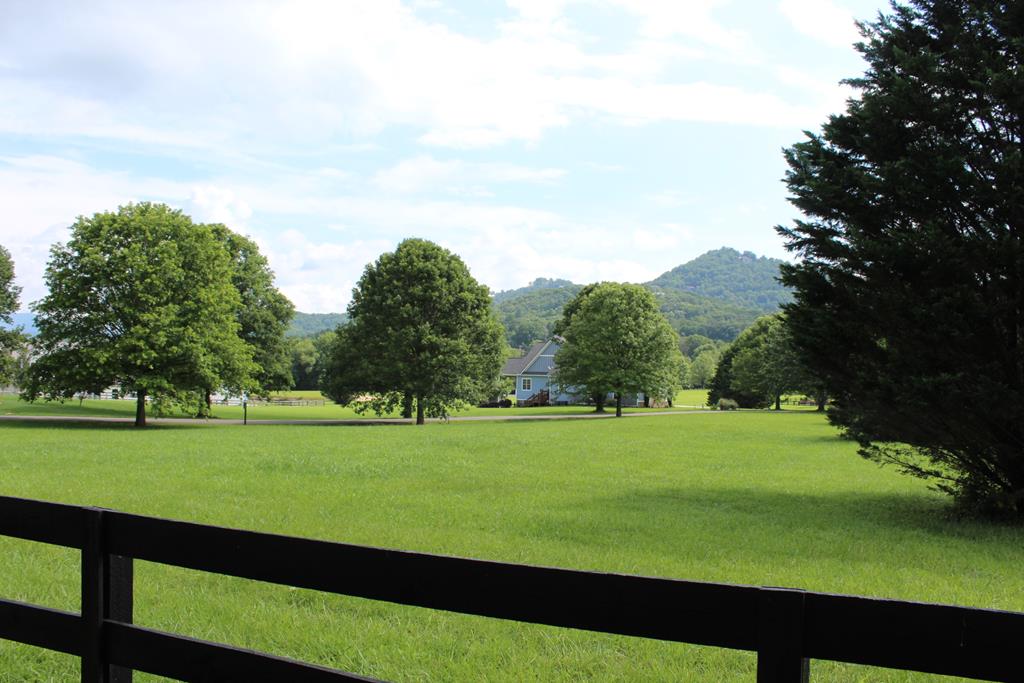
top-left (492, 284), bottom-right (583, 348)
top-left (647, 247), bottom-right (791, 312)
top-left (290, 248), bottom-right (787, 346)
top-left (287, 312), bottom-right (348, 337)
top-left (491, 277), bottom-right (577, 304)
top-left (491, 248), bottom-right (780, 347)
top-left (649, 287), bottom-right (763, 341)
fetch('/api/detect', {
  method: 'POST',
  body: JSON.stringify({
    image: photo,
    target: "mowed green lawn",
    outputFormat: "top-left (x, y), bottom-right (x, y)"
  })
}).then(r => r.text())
top-left (1, 413), bottom-right (1021, 681)
top-left (0, 389), bottom-right (713, 422)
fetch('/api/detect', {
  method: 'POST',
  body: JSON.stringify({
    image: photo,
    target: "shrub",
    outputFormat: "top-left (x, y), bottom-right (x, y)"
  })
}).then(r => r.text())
top-left (717, 398), bottom-right (738, 411)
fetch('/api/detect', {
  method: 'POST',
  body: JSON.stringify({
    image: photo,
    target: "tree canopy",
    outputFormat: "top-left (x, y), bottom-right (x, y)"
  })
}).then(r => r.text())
top-left (777, 0), bottom-right (1024, 517)
top-left (209, 224), bottom-right (294, 397)
top-left (322, 238), bottom-right (505, 424)
top-left (25, 203), bottom-right (255, 426)
top-left (721, 315), bottom-right (804, 410)
top-left (554, 282), bottom-right (682, 416)
top-left (0, 244), bottom-right (24, 385)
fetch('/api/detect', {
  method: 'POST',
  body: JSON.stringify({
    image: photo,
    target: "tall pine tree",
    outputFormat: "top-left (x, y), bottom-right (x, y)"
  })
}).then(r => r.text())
top-left (778, 1), bottom-right (1024, 517)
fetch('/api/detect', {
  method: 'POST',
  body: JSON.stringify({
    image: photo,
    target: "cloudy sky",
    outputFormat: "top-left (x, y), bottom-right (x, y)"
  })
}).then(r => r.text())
top-left (1, 0), bottom-right (888, 313)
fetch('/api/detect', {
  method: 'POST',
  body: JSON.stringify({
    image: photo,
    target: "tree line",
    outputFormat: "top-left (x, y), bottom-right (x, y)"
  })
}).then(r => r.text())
top-left (2, 225), bottom-right (686, 426)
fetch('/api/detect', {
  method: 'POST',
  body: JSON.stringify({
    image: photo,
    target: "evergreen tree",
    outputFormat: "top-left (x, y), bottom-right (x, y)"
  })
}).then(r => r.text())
top-left (777, 0), bottom-right (1024, 517)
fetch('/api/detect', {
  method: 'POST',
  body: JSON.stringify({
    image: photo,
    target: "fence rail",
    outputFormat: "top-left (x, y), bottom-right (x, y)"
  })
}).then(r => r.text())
top-left (0, 495), bottom-right (1021, 682)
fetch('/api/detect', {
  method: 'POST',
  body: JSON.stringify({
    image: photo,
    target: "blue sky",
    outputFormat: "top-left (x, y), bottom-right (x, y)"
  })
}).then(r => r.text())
top-left (0, 0), bottom-right (889, 313)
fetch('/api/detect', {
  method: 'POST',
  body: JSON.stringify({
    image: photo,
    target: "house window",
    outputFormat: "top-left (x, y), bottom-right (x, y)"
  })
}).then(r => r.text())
top-left (522, 378), bottom-right (532, 392)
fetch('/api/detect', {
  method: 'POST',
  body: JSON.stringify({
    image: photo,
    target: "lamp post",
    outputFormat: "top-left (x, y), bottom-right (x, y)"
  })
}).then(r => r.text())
top-left (242, 391), bottom-right (248, 426)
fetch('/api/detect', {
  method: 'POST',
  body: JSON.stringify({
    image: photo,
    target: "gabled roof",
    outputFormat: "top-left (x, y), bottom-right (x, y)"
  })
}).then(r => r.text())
top-left (501, 340), bottom-right (548, 376)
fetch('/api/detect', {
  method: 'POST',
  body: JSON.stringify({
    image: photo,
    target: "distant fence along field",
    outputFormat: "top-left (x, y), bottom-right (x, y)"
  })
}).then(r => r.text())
top-left (69, 391), bottom-right (326, 407)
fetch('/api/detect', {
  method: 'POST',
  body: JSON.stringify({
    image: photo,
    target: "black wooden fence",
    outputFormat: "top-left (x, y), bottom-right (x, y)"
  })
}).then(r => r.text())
top-left (0, 495), bottom-right (1021, 682)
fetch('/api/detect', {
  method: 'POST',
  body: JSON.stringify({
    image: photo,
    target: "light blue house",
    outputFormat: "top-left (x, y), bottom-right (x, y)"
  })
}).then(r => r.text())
top-left (501, 339), bottom-right (645, 407)
top-left (501, 339), bottom-right (572, 404)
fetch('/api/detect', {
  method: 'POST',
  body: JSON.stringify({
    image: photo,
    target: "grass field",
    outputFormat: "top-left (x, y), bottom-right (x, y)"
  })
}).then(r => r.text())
top-left (0, 389), bottom-right (714, 422)
top-left (2, 412), bottom-right (1021, 681)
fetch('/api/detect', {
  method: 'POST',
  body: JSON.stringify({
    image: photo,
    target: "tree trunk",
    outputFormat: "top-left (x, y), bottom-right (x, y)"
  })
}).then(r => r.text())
top-left (416, 395), bottom-right (425, 425)
top-left (643, 393), bottom-right (650, 408)
top-left (135, 389), bottom-right (147, 428)
top-left (196, 389), bottom-right (212, 418)
top-left (816, 389), bottom-right (828, 412)
top-left (593, 392), bottom-right (605, 413)
top-left (615, 393), bottom-right (622, 417)
top-left (774, 393), bottom-right (782, 411)
top-left (402, 391), bottom-right (413, 419)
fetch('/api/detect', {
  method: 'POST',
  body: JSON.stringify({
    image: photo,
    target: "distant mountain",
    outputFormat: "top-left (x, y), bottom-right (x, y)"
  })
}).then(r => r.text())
top-left (0, 312), bottom-right (37, 336)
top-left (647, 247), bottom-right (791, 312)
top-left (287, 312), bottom-right (347, 337)
top-left (492, 247), bottom-right (790, 347)
top-left (492, 278), bottom-right (576, 304)
top-left (493, 284), bottom-right (584, 348)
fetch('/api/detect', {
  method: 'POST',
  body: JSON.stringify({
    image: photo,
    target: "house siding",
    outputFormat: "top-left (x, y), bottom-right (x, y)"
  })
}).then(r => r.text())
top-left (505, 340), bottom-right (646, 406)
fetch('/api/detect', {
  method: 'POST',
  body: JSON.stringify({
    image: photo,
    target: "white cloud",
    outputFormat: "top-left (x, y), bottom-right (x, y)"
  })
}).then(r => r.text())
top-left (645, 189), bottom-right (692, 208)
top-left (778, 0), bottom-right (861, 49)
top-left (372, 155), bottom-right (565, 194)
top-left (188, 186), bottom-right (253, 230)
top-left (0, 0), bottom-right (854, 154)
top-left (264, 230), bottom-right (393, 312)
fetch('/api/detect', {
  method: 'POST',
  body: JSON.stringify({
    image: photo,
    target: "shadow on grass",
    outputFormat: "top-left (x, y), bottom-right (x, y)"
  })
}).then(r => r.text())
top-left (0, 418), bottom-right (210, 431)
top-left (543, 485), bottom-right (1024, 549)
top-left (0, 416), bottom-right (416, 430)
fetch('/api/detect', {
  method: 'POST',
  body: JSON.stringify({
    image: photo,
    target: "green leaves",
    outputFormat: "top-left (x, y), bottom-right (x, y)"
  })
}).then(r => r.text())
top-left (322, 239), bottom-right (505, 424)
top-left (25, 203), bottom-right (256, 426)
top-left (777, 0), bottom-right (1024, 517)
top-left (0, 244), bottom-right (24, 385)
top-left (554, 283), bottom-right (682, 414)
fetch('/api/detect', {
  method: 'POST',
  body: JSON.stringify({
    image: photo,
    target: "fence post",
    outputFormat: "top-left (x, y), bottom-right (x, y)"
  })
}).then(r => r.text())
top-left (757, 587), bottom-right (809, 683)
top-left (81, 508), bottom-right (134, 683)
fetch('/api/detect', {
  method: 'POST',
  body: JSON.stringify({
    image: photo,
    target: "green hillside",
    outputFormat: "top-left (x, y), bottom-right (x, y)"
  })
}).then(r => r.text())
top-left (491, 277), bottom-right (576, 304)
top-left (292, 249), bottom-right (789, 345)
top-left (287, 312), bottom-right (347, 337)
top-left (493, 284), bottom-right (583, 347)
top-left (492, 248), bottom-right (787, 347)
top-left (647, 247), bottom-right (790, 312)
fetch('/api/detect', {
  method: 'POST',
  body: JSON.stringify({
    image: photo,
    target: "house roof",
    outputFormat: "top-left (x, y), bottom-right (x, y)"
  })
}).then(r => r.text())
top-left (501, 340), bottom-right (548, 376)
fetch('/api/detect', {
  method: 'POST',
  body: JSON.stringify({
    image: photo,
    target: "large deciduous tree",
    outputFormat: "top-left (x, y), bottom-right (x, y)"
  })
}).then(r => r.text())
top-left (553, 283), bottom-right (610, 411)
top-left (25, 203), bottom-right (255, 427)
top-left (777, 0), bottom-right (1024, 517)
top-left (322, 238), bottom-right (505, 424)
top-left (726, 315), bottom-right (803, 411)
top-left (554, 282), bottom-right (682, 417)
top-left (0, 244), bottom-right (24, 385)
top-left (208, 225), bottom-right (294, 401)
